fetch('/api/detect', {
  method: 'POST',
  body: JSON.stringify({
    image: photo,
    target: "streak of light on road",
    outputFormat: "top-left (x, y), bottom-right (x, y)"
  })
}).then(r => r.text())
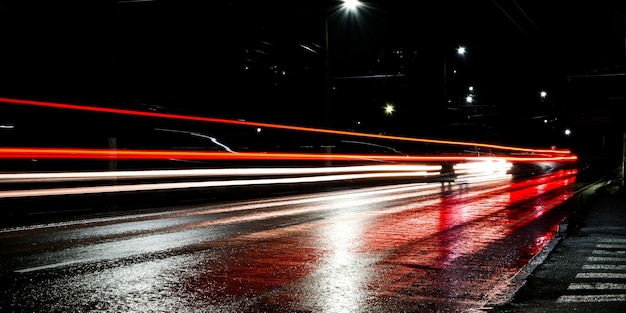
top-left (0, 97), bottom-right (573, 155)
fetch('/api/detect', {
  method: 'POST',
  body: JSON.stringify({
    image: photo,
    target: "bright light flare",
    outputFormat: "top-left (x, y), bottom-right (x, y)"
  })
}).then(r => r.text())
top-left (454, 159), bottom-right (513, 183)
top-left (341, 0), bottom-right (362, 12)
top-left (384, 103), bottom-right (395, 115)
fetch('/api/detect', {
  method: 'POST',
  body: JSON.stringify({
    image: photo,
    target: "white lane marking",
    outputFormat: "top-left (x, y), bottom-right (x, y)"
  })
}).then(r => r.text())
top-left (15, 258), bottom-right (100, 273)
top-left (582, 264), bottom-right (626, 271)
top-left (597, 244), bottom-right (626, 249)
top-left (568, 283), bottom-right (626, 290)
top-left (593, 249), bottom-right (626, 255)
top-left (576, 272), bottom-right (626, 279)
top-left (587, 256), bottom-right (626, 262)
top-left (557, 294), bottom-right (626, 303)
top-left (600, 238), bottom-right (626, 243)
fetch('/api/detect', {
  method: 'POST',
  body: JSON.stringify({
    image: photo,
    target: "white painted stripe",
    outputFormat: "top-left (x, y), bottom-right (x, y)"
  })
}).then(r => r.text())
top-left (576, 272), bottom-right (626, 279)
top-left (557, 294), bottom-right (626, 303)
top-left (597, 243), bottom-right (626, 249)
top-left (15, 257), bottom-right (99, 273)
top-left (583, 264), bottom-right (626, 271)
top-left (593, 249), bottom-right (626, 255)
top-left (600, 238), bottom-right (626, 243)
top-left (587, 256), bottom-right (626, 262)
top-left (568, 283), bottom-right (626, 290)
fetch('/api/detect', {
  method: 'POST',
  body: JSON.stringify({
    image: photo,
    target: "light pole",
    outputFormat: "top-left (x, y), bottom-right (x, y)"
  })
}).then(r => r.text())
top-left (323, 0), bottom-right (362, 159)
top-left (324, 0), bottom-right (362, 122)
top-left (443, 45), bottom-right (467, 107)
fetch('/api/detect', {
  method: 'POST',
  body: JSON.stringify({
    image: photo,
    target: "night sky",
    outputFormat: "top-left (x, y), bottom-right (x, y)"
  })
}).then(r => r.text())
top-left (0, 1), bottom-right (624, 148)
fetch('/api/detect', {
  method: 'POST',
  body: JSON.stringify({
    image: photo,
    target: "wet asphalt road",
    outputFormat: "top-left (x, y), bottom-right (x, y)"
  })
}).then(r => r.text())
top-left (0, 170), bottom-right (581, 313)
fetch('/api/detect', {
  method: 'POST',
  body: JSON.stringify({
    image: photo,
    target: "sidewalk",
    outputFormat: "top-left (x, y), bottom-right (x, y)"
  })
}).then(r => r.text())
top-left (490, 178), bottom-right (626, 312)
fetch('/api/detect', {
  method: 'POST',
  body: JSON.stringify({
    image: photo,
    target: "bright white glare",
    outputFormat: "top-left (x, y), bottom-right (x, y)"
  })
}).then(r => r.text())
top-left (309, 219), bottom-right (369, 312)
top-left (564, 129), bottom-right (571, 136)
top-left (540, 91), bottom-right (548, 98)
top-left (468, 86), bottom-right (474, 92)
top-left (341, 0), bottom-right (362, 12)
top-left (466, 95), bottom-right (473, 103)
top-left (454, 159), bottom-right (512, 183)
top-left (384, 103), bottom-right (395, 115)
top-left (457, 46), bottom-right (466, 55)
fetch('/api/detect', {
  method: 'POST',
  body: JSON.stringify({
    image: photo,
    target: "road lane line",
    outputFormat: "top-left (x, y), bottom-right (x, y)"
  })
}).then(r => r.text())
top-left (582, 264), bottom-right (626, 270)
top-left (575, 272), bottom-right (626, 279)
top-left (567, 283), bottom-right (626, 290)
top-left (593, 249), bottom-right (626, 255)
top-left (600, 238), bottom-right (626, 243)
top-left (587, 256), bottom-right (626, 262)
top-left (597, 243), bottom-right (626, 249)
top-left (556, 294), bottom-right (626, 303)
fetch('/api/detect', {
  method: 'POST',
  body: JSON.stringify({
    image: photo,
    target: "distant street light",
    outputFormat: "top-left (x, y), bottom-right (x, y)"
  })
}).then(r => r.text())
top-left (384, 103), bottom-right (395, 115)
top-left (443, 45), bottom-right (468, 106)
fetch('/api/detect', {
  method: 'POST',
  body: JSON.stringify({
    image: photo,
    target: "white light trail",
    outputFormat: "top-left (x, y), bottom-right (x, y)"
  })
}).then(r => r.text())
top-left (0, 165), bottom-right (441, 183)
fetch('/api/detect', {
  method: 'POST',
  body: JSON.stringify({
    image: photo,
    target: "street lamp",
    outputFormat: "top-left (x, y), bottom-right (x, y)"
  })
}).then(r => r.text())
top-left (323, 0), bottom-right (363, 159)
top-left (457, 46), bottom-right (467, 56)
top-left (384, 103), bottom-right (395, 115)
top-left (324, 0), bottom-right (363, 96)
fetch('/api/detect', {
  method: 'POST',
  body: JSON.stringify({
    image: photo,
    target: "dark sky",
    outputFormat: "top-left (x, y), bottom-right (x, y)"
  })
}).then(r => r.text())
top-left (0, 1), bottom-right (623, 131)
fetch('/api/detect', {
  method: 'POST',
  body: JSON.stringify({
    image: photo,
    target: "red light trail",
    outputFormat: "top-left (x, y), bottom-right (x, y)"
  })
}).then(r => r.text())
top-left (0, 147), bottom-right (577, 162)
top-left (0, 97), bottom-right (572, 155)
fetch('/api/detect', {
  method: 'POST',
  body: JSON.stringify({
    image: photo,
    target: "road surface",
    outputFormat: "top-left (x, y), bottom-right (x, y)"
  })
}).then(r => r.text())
top-left (0, 170), bottom-right (581, 312)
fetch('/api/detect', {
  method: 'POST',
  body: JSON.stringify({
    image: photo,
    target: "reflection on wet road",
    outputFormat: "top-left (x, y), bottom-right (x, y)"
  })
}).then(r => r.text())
top-left (0, 170), bottom-right (578, 312)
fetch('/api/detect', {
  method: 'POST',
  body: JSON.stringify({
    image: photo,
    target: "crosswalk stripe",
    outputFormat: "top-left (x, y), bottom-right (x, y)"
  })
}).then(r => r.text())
top-left (593, 249), bottom-right (626, 255)
top-left (582, 264), bottom-right (626, 270)
top-left (587, 256), bottom-right (626, 262)
top-left (567, 282), bottom-right (626, 290)
top-left (599, 238), bottom-right (626, 243)
top-left (597, 243), bottom-right (626, 249)
top-left (557, 294), bottom-right (626, 303)
top-left (576, 272), bottom-right (626, 279)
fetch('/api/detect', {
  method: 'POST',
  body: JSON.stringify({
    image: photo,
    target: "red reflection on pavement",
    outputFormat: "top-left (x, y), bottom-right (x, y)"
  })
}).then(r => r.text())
top-left (353, 170), bottom-right (578, 308)
top-left (185, 230), bottom-right (319, 307)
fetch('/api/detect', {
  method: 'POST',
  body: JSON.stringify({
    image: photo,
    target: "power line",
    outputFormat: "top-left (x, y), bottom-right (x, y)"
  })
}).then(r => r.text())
top-left (490, 0), bottom-right (531, 38)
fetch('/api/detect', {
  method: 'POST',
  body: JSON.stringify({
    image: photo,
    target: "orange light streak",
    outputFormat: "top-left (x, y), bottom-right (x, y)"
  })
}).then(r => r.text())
top-left (0, 97), bottom-right (571, 154)
top-left (0, 147), bottom-right (578, 162)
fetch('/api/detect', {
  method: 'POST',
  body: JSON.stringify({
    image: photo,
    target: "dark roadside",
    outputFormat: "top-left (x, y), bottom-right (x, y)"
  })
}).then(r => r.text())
top-left (486, 165), bottom-right (626, 313)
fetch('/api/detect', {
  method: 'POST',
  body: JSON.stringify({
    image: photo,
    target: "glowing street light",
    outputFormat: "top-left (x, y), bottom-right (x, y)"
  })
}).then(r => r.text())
top-left (384, 103), bottom-right (395, 115)
top-left (341, 0), bottom-right (363, 13)
top-left (457, 46), bottom-right (467, 56)
top-left (325, 0), bottom-right (364, 117)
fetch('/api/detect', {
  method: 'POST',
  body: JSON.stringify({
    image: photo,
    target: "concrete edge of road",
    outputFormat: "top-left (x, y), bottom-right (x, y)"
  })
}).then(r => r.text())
top-left (470, 169), bottom-right (619, 312)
